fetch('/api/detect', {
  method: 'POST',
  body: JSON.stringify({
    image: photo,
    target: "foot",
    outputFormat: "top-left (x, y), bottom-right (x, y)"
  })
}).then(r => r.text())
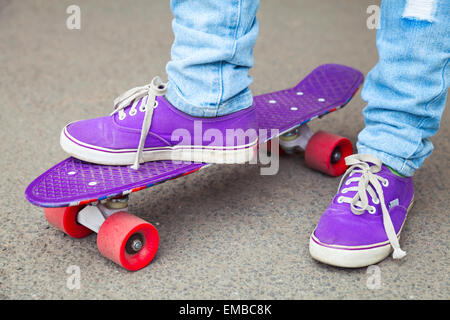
top-left (309, 154), bottom-right (414, 268)
top-left (60, 77), bottom-right (258, 169)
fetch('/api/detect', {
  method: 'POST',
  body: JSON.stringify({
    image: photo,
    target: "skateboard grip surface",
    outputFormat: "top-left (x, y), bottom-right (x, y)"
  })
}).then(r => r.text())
top-left (256, 64), bottom-right (363, 139)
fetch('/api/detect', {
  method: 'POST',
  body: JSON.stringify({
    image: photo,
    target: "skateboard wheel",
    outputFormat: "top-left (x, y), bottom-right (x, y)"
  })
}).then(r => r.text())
top-left (305, 131), bottom-right (353, 176)
top-left (44, 205), bottom-right (93, 238)
top-left (97, 211), bottom-right (159, 271)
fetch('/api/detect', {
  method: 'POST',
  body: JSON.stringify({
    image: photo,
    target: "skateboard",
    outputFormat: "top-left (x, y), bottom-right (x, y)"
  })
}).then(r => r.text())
top-left (25, 64), bottom-right (364, 271)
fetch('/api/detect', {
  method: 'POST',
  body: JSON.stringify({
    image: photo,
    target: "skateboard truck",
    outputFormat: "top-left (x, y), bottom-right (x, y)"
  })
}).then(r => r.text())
top-left (76, 196), bottom-right (129, 233)
top-left (279, 124), bottom-right (314, 154)
top-left (105, 196), bottom-right (129, 209)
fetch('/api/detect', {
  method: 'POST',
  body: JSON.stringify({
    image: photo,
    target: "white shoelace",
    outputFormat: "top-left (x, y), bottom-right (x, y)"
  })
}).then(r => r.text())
top-left (111, 77), bottom-right (167, 170)
top-left (337, 154), bottom-right (406, 259)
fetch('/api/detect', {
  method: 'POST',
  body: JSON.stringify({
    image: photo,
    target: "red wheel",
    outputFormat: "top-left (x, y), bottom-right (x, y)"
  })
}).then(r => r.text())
top-left (305, 131), bottom-right (353, 176)
top-left (260, 139), bottom-right (285, 155)
top-left (97, 211), bottom-right (159, 271)
top-left (44, 205), bottom-right (92, 238)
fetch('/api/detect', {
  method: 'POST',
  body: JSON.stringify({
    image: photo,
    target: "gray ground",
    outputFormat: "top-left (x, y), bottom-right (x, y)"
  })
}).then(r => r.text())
top-left (0, 0), bottom-right (448, 300)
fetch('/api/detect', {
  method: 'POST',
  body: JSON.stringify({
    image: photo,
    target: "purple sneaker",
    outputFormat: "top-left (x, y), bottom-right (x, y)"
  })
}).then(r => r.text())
top-left (60, 77), bottom-right (258, 169)
top-left (309, 154), bottom-right (414, 268)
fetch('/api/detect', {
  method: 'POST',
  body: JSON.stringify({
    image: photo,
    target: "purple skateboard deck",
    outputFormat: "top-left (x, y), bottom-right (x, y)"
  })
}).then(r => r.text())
top-left (25, 64), bottom-right (363, 208)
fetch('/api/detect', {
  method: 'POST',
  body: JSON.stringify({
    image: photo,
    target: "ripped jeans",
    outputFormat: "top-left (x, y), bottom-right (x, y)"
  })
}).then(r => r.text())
top-left (357, 0), bottom-right (449, 176)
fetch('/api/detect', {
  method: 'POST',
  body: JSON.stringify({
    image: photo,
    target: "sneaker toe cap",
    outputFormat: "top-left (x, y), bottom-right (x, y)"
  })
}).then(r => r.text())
top-left (313, 207), bottom-right (389, 248)
top-left (64, 117), bottom-right (111, 147)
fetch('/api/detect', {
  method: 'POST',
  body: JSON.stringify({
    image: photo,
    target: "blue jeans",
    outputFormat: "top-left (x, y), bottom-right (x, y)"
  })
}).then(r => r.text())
top-left (166, 0), bottom-right (259, 117)
top-left (357, 0), bottom-right (449, 176)
top-left (165, 0), bottom-right (449, 176)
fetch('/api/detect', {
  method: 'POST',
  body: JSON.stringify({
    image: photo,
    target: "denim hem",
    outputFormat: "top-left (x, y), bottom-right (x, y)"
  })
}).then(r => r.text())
top-left (166, 83), bottom-right (254, 117)
top-left (356, 144), bottom-right (416, 177)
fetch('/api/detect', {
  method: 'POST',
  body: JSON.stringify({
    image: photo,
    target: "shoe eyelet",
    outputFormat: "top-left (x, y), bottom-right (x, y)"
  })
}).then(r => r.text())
top-left (337, 196), bottom-right (344, 203)
top-left (139, 96), bottom-right (149, 112)
top-left (368, 207), bottom-right (376, 214)
top-left (129, 109), bottom-right (137, 116)
top-left (382, 180), bottom-right (389, 187)
top-left (341, 188), bottom-right (348, 194)
top-left (153, 100), bottom-right (159, 109)
top-left (372, 198), bottom-right (380, 204)
top-left (118, 112), bottom-right (126, 120)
